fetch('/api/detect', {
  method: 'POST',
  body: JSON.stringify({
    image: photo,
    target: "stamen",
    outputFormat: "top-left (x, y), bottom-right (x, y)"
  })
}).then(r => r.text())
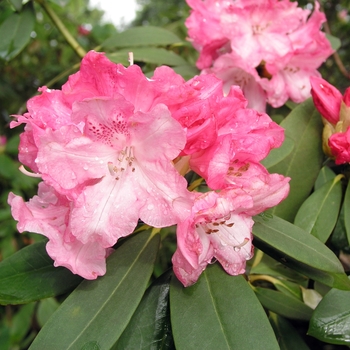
top-left (19, 165), bottom-right (42, 178)
top-left (128, 52), bottom-right (134, 66)
top-left (234, 238), bottom-right (250, 250)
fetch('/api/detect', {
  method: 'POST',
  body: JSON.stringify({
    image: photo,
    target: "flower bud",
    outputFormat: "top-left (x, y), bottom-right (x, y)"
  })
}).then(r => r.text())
top-left (310, 76), bottom-right (342, 125)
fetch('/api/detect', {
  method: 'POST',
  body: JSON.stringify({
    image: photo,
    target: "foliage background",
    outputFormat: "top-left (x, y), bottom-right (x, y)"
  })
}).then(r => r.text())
top-left (1, 0), bottom-right (350, 349)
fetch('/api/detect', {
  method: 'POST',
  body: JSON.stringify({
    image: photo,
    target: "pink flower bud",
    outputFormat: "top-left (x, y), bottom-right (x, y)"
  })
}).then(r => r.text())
top-left (343, 87), bottom-right (350, 107)
top-left (310, 76), bottom-right (342, 124)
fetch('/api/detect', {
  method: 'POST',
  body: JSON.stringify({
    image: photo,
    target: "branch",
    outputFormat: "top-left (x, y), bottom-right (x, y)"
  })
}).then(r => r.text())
top-left (34, 0), bottom-right (87, 58)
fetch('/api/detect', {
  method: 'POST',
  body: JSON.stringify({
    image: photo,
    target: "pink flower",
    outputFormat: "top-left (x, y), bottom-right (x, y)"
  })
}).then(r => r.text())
top-left (186, 0), bottom-right (333, 109)
top-left (8, 183), bottom-right (107, 279)
top-left (9, 51), bottom-right (194, 278)
top-left (310, 76), bottom-right (343, 125)
top-left (9, 50), bottom-right (290, 283)
top-left (172, 170), bottom-right (290, 286)
top-left (310, 76), bottom-right (350, 164)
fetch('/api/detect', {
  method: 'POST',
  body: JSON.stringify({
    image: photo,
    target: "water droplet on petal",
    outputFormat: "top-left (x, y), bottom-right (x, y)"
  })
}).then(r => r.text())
top-left (83, 165), bottom-right (88, 170)
top-left (147, 204), bottom-right (154, 210)
top-left (234, 246), bottom-right (241, 252)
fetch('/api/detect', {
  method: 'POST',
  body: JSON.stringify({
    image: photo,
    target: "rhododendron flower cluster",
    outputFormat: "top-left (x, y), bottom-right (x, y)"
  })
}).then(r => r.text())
top-left (185, 0), bottom-right (333, 111)
top-left (8, 50), bottom-right (289, 286)
top-left (310, 76), bottom-right (350, 164)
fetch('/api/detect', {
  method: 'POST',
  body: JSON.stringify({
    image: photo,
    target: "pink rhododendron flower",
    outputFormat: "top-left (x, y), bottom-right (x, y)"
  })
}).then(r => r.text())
top-left (9, 50), bottom-right (290, 284)
top-left (173, 170), bottom-right (290, 286)
top-left (9, 51), bottom-right (194, 278)
top-left (186, 0), bottom-right (333, 109)
top-left (310, 76), bottom-right (350, 164)
top-left (310, 76), bottom-right (343, 125)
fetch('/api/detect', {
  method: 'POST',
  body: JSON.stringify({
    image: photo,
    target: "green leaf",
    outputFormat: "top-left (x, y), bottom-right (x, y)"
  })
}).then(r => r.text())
top-left (261, 136), bottom-right (294, 169)
top-left (269, 313), bottom-right (310, 350)
top-left (314, 166), bottom-right (336, 191)
top-left (47, 0), bottom-right (71, 6)
top-left (250, 254), bottom-right (308, 286)
top-left (107, 47), bottom-right (188, 67)
top-left (7, 0), bottom-right (22, 11)
top-left (115, 270), bottom-right (174, 349)
top-left (36, 298), bottom-right (60, 328)
top-left (268, 98), bottom-right (324, 222)
top-left (309, 280), bottom-right (350, 345)
top-left (294, 175), bottom-right (343, 242)
top-left (170, 264), bottom-right (279, 350)
top-left (10, 303), bottom-right (36, 344)
top-left (331, 204), bottom-right (350, 250)
top-left (0, 241), bottom-right (83, 305)
top-left (343, 181), bottom-right (350, 246)
top-left (102, 26), bottom-right (182, 49)
top-left (0, 3), bottom-right (35, 61)
top-left (29, 231), bottom-right (160, 350)
top-left (326, 33), bottom-right (342, 52)
top-left (254, 287), bottom-right (313, 320)
top-left (172, 65), bottom-right (200, 80)
top-left (253, 215), bottom-right (350, 290)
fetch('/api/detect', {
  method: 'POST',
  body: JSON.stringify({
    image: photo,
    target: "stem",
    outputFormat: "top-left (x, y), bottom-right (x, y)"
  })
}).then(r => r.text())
top-left (34, 0), bottom-right (87, 58)
top-left (321, 4), bottom-right (350, 79)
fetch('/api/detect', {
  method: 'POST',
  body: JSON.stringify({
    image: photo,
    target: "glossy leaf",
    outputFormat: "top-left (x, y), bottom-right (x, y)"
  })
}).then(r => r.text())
top-left (314, 166), bottom-right (336, 191)
top-left (36, 298), bottom-right (60, 328)
top-left (268, 98), bottom-right (324, 222)
top-left (343, 181), bottom-right (350, 246)
top-left (0, 3), bottom-right (35, 61)
top-left (250, 254), bottom-right (308, 286)
top-left (29, 231), bottom-right (160, 350)
top-left (170, 264), bottom-right (279, 350)
top-left (102, 26), bottom-right (182, 49)
top-left (309, 282), bottom-right (350, 345)
top-left (10, 303), bottom-right (36, 344)
top-left (261, 136), bottom-right (294, 169)
top-left (294, 175), bottom-right (343, 242)
top-left (331, 204), bottom-right (349, 249)
top-left (8, 0), bottom-right (22, 11)
top-left (253, 215), bottom-right (350, 290)
top-left (107, 47), bottom-right (188, 67)
top-left (326, 33), bottom-right (342, 51)
top-left (254, 287), bottom-right (313, 320)
top-left (0, 241), bottom-right (83, 305)
top-left (269, 313), bottom-right (310, 350)
top-left (115, 270), bottom-right (174, 350)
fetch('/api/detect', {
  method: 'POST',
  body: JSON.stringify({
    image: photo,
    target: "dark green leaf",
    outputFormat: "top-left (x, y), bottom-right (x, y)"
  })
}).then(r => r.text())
top-left (261, 137), bottom-right (294, 169)
top-left (309, 280), bottom-right (350, 345)
top-left (115, 270), bottom-right (174, 350)
top-left (331, 204), bottom-right (350, 249)
top-left (172, 65), bottom-right (200, 80)
top-left (0, 3), bottom-right (35, 61)
top-left (102, 26), bottom-right (182, 49)
top-left (10, 303), bottom-right (36, 344)
top-left (36, 298), bottom-right (60, 328)
top-left (107, 47), bottom-right (188, 67)
top-left (47, 0), bottom-right (71, 6)
top-left (250, 254), bottom-right (309, 286)
top-left (253, 215), bottom-right (350, 290)
top-left (268, 98), bottom-right (324, 221)
top-left (326, 33), bottom-right (342, 51)
top-left (294, 175), bottom-right (343, 242)
top-left (269, 313), bottom-right (310, 350)
top-left (343, 181), bottom-right (350, 246)
top-left (254, 287), bottom-right (313, 320)
top-left (0, 241), bottom-right (83, 305)
top-left (0, 324), bottom-right (10, 350)
top-left (170, 264), bottom-right (279, 350)
top-left (7, 0), bottom-right (22, 11)
top-left (314, 166), bottom-right (336, 191)
top-left (29, 231), bottom-right (160, 350)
